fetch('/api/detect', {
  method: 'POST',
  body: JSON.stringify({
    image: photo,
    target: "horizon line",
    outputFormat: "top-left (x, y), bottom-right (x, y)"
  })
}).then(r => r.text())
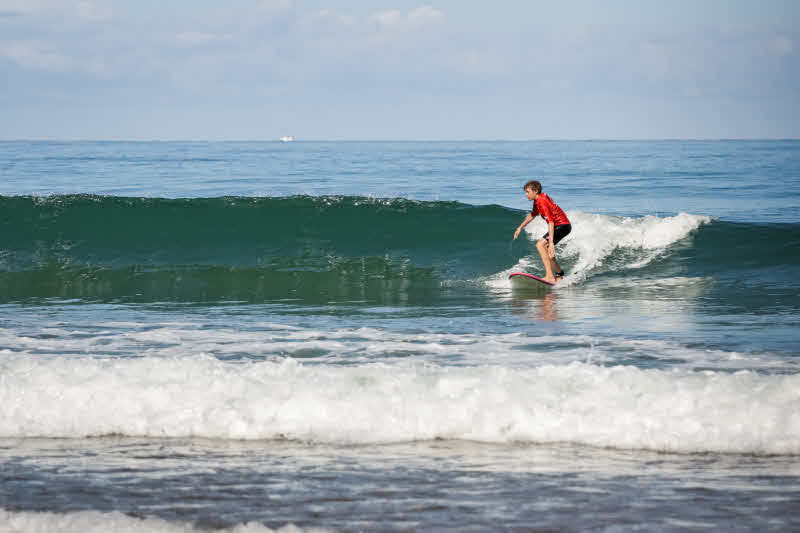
top-left (1, 137), bottom-right (798, 143)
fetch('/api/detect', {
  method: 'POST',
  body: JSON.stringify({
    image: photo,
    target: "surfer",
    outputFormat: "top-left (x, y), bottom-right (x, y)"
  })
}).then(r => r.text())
top-left (513, 180), bottom-right (572, 283)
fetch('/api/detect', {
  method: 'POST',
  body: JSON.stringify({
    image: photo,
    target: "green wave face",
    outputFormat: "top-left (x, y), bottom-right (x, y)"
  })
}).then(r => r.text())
top-left (0, 195), bottom-right (524, 303)
top-left (0, 261), bottom-right (445, 304)
top-left (3, 195), bottom-right (798, 304)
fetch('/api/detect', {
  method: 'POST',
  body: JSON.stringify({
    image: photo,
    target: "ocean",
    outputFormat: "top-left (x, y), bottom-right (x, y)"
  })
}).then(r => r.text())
top-left (1, 140), bottom-right (799, 532)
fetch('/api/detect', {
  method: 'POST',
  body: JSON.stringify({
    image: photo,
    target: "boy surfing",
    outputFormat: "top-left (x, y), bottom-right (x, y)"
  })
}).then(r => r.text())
top-left (513, 180), bottom-right (571, 283)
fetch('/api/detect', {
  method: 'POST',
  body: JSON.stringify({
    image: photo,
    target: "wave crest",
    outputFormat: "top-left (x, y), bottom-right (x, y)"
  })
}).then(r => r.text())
top-left (2, 355), bottom-right (797, 455)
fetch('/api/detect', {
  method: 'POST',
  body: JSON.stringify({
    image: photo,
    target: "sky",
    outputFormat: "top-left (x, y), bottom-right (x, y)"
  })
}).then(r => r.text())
top-left (0, 0), bottom-right (798, 140)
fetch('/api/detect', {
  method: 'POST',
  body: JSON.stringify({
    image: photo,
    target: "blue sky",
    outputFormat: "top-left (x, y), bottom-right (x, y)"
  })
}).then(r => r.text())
top-left (1, 0), bottom-right (798, 139)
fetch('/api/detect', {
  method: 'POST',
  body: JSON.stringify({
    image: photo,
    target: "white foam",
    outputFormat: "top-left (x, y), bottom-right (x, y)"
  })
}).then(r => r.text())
top-left (2, 355), bottom-right (797, 454)
top-left (488, 211), bottom-right (711, 287)
top-left (2, 320), bottom-right (789, 371)
top-left (0, 509), bottom-right (329, 533)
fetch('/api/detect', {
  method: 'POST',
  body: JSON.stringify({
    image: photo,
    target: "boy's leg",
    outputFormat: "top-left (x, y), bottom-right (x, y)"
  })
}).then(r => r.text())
top-left (550, 256), bottom-right (563, 276)
top-left (536, 238), bottom-right (555, 282)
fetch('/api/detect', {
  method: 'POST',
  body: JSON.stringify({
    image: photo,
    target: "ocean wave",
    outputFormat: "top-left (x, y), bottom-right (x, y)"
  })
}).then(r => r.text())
top-left (0, 194), bottom-right (518, 302)
top-left (2, 355), bottom-right (797, 455)
top-left (0, 194), bottom-right (520, 271)
top-left (3, 320), bottom-right (791, 372)
top-left (3, 194), bottom-right (796, 302)
top-left (0, 509), bottom-right (327, 533)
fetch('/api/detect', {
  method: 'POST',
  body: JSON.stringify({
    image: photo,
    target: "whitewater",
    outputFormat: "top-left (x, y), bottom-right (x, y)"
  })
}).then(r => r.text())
top-left (3, 354), bottom-right (798, 454)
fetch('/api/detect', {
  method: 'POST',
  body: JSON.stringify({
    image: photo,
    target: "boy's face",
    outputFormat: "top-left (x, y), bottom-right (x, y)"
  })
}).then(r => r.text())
top-left (525, 187), bottom-right (537, 201)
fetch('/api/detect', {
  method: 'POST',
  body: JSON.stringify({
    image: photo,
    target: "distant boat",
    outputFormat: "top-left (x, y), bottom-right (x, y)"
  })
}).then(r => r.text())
top-left (280, 136), bottom-right (294, 142)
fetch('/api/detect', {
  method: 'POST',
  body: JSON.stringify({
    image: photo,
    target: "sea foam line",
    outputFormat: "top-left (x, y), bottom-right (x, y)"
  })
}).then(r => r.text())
top-left (1, 321), bottom-right (790, 371)
top-left (1, 355), bottom-right (797, 454)
top-left (0, 509), bottom-right (329, 533)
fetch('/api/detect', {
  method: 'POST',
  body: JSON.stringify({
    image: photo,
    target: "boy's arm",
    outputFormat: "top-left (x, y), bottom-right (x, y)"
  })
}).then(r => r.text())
top-left (514, 213), bottom-right (535, 240)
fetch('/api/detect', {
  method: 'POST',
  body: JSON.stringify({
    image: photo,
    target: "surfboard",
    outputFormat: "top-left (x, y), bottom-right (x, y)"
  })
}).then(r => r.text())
top-left (509, 272), bottom-right (555, 288)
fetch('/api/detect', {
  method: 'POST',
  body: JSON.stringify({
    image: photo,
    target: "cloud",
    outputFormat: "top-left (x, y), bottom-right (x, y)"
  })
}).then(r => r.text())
top-left (0, 0), bottom-right (43, 16)
top-left (1, 2), bottom-right (795, 139)
top-left (371, 9), bottom-right (402, 26)
top-left (1, 41), bottom-right (73, 71)
top-left (256, 0), bottom-right (292, 17)
top-left (75, 1), bottom-right (112, 23)
top-left (453, 48), bottom-right (506, 76)
top-left (772, 35), bottom-right (794, 56)
top-left (0, 0), bottom-right (111, 21)
top-left (175, 31), bottom-right (232, 48)
top-left (408, 5), bottom-right (443, 26)
top-left (370, 5), bottom-right (443, 28)
top-left (309, 9), bottom-right (357, 27)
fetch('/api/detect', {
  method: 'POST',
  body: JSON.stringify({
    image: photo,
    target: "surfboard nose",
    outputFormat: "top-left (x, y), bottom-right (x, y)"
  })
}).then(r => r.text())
top-left (509, 272), bottom-right (555, 287)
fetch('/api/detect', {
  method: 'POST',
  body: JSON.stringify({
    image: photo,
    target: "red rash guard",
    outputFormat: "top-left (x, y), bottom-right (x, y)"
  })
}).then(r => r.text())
top-left (531, 193), bottom-right (570, 226)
